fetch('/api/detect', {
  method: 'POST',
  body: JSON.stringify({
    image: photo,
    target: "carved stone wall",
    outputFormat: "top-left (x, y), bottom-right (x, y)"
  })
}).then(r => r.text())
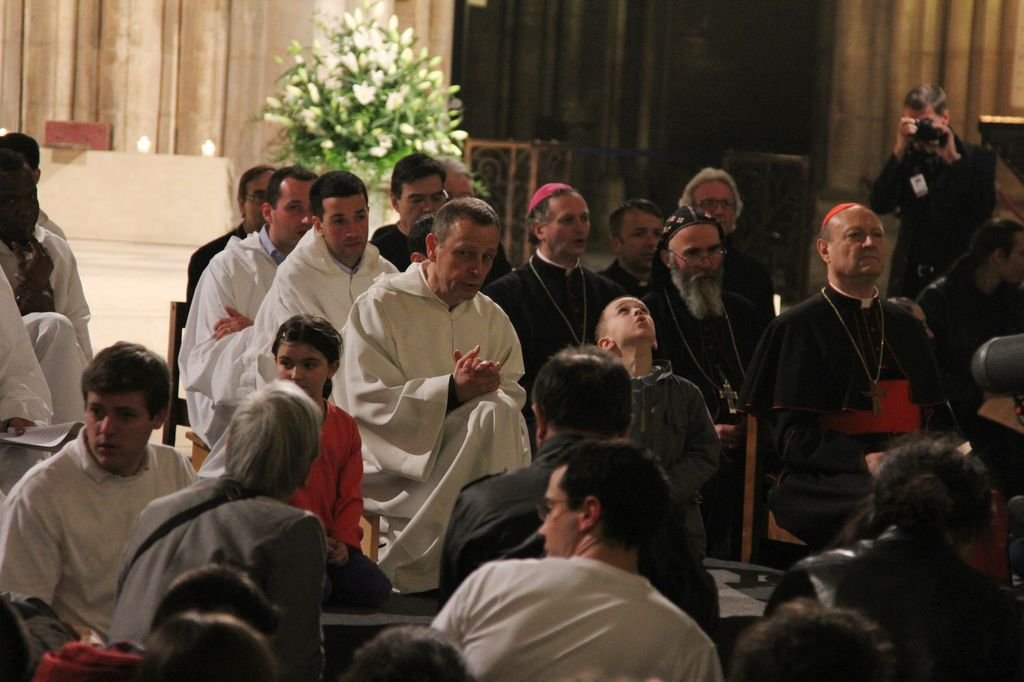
top-left (0, 0), bottom-right (452, 229)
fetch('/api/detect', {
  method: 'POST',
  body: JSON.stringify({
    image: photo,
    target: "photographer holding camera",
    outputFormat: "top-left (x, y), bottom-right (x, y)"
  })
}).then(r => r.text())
top-left (870, 84), bottom-right (996, 298)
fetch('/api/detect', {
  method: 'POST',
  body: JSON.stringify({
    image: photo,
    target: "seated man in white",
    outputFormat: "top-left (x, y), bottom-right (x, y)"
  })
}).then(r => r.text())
top-left (0, 266), bottom-right (53, 492)
top-left (0, 342), bottom-right (196, 638)
top-left (434, 440), bottom-right (723, 682)
top-left (181, 165), bottom-right (317, 447)
top-left (0, 149), bottom-right (92, 423)
top-left (198, 171), bottom-right (397, 477)
top-left (342, 197), bottom-right (530, 593)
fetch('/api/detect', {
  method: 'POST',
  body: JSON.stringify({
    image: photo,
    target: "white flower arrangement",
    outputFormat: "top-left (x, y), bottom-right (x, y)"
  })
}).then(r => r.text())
top-left (263, 1), bottom-right (468, 185)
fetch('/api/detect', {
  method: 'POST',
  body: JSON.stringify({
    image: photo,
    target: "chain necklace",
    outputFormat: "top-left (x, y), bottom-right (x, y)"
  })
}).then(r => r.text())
top-left (664, 290), bottom-right (744, 413)
top-left (529, 257), bottom-right (587, 345)
top-left (821, 287), bottom-right (887, 416)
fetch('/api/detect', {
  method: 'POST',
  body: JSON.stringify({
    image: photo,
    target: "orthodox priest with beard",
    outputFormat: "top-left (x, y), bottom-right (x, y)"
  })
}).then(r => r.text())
top-left (644, 206), bottom-right (767, 560)
top-left (738, 204), bottom-right (949, 548)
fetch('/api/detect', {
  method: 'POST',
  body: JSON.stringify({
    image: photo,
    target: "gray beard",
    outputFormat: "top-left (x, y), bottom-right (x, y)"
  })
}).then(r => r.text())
top-left (671, 266), bottom-right (725, 319)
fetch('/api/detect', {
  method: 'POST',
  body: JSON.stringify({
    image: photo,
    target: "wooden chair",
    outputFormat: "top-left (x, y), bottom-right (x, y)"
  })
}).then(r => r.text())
top-left (359, 512), bottom-right (381, 562)
top-left (740, 413), bottom-right (805, 563)
top-left (164, 300), bottom-right (210, 471)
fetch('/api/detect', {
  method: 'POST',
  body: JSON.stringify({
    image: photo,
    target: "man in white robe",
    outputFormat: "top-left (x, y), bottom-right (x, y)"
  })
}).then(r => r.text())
top-left (180, 166), bottom-right (317, 446)
top-left (0, 267), bottom-right (53, 493)
top-left (198, 171), bottom-right (396, 476)
top-left (0, 150), bottom-right (89, 423)
top-left (342, 197), bottom-right (530, 593)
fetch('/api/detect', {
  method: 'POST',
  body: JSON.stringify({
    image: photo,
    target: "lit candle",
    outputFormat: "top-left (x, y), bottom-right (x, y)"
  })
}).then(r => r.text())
top-left (201, 139), bottom-right (217, 157)
top-left (136, 136), bottom-right (152, 153)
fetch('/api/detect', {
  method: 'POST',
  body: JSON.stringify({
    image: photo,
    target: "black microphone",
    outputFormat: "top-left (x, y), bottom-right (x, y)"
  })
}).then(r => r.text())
top-left (971, 334), bottom-right (1024, 394)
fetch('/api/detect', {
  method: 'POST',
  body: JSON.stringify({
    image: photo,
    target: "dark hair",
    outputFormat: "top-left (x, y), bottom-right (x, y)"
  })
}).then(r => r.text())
top-left (969, 218), bottom-right (1024, 261)
top-left (0, 133), bottom-right (40, 169)
top-left (904, 84), bottom-right (948, 115)
top-left (731, 599), bottom-right (895, 682)
top-left (272, 315), bottom-right (342, 400)
top-left (81, 342), bottom-right (170, 417)
top-left (310, 170), bottom-right (369, 219)
top-left (151, 564), bottom-right (280, 636)
top-left (236, 165), bottom-right (275, 202)
top-left (433, 197), bottom-right (499, 244)
top-left (407, 214), bottom-right (434, 256)
top-left (390, 153), bottom-right (446, 197)
top-left (340, 625), bottom-right (475, 682)
top-left (607, 199), bottom-right (663, 240)
top-left (265, 165), bottom-right (317, 209)
top-left (844, 434), bottom-right (992, 547)
top-left (0, 148), bottom-right (31, 173)
top-left (140, 612), bottom-right (275, 682)
top-left (532, 346), bottom-right (631, 436)
top-left (557, 439), bottom-right (669, 548)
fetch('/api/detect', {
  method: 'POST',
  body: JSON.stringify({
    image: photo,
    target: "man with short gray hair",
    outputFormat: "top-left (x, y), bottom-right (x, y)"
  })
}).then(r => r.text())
top-left (343, 197), bottom-right (530, 593)
top-left (680, 167), bottom-right (774, 322)
top-left (870, 84), bottom-right (996, 298)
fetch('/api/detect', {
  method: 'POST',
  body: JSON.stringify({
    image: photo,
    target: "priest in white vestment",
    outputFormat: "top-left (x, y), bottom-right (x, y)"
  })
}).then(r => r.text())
top-left (342, 197), bottom-right (530, 593)
top-left (198, 171), bottom-right (396, 477)
top-left (180, 167), bottom-right (317, 446)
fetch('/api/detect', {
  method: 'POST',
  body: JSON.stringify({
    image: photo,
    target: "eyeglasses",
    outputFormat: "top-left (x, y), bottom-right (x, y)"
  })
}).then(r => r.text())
top-left (536, 498), bottom-right (570, 521)
top-left (667, 246), bottom-right (726, 265)
top-left (696, 198), bottom-right (736, 211)
top-left (406, 189), bottom-right (448, 207)
top-left (244, 191), bottom-right (268, 203)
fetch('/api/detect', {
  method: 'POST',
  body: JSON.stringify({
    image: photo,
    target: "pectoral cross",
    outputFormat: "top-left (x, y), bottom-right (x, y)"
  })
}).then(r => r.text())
top-left (864, 382), bottom-right (886, 417)
top-left (720, 378), bottom-right (739, 414)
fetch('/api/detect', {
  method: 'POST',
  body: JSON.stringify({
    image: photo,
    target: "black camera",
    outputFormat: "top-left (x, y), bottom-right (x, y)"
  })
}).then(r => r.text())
top-left (913, 118), bottom-right (949, 146)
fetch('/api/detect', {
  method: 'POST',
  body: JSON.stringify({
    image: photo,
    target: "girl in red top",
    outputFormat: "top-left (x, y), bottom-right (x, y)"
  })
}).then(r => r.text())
top-left (273, 315), bottom-right (390, 607)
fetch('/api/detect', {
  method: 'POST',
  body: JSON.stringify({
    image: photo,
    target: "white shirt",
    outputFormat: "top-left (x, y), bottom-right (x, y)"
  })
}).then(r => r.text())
top-left (0, 431), bottom-right (195, 636)
top-left (434, 556), bottom-right (723, 682)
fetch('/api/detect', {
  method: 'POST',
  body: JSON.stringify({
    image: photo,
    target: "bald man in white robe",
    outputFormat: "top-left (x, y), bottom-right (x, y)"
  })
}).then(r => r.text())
top-left (342, 198), bottom-right (530, 593)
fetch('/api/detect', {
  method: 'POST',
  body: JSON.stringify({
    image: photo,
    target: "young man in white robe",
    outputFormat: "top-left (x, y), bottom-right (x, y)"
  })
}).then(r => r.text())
top-left (180, 165), bottom-right (317, 447)
top-left (342, 197), bottom-right (530, 593)
top-left (0, 150), bottom-right (91, 423)
top-left (197, 171), bottom-right (396, 477)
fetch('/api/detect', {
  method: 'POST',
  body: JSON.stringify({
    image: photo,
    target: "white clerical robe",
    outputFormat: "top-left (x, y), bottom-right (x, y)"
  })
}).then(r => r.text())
top-left (196, 229), bottom-right (396, 477)
top-left (341, 264), bottom-right (530, 593)
top-left (0, 268), bottom-right (53, 493)
top-left (180, 232), bottom-right (278, 446)
top-left (0, 225), bottom-right (92, 360)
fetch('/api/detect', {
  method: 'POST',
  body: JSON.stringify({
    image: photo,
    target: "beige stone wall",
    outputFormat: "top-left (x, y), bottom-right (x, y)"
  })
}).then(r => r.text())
top-left (823, 0), bottom-right (1021, 199)
top-left (1, 0), bottom-right (453, 241)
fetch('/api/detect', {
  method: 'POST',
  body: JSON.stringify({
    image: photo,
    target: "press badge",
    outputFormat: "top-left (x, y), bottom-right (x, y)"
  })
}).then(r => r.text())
top-left (910, 173), bottom-right (928, 198)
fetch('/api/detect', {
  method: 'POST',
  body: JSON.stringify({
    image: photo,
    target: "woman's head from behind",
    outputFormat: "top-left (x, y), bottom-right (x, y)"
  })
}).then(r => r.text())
top-left (225, 380), bottom-right (320, 499)
top-left (872, 435), bottom-right (991, 549)
top-left (140, 612), bottom-right (275, 682)
top-left (272, 314), bottom-right (342, 402)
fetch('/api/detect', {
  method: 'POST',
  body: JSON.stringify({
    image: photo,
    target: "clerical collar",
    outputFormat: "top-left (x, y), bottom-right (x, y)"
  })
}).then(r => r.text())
top-left (259, 225), bottom-right (287, 265)
top-left (330, 253), bottom-right (362, 274)
top-left (827, 281), bottom-right (878, 309)
top-left (534, 249), bottom-right (581, 272)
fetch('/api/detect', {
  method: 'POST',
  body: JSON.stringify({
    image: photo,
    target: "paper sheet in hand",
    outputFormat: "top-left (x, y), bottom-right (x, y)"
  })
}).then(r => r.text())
top-left (0, 422), bottom-right (83, 449)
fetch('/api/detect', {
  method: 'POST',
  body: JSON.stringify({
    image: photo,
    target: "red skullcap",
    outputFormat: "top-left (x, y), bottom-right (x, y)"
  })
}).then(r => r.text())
top-left (820, 202), bottom-right (865, 232)
top-left (527, 183), bottom-right (575, 215)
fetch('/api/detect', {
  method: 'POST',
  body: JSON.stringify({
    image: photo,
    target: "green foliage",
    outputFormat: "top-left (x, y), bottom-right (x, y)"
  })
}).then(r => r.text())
top-left (263, 1), bottom-right (467, 185)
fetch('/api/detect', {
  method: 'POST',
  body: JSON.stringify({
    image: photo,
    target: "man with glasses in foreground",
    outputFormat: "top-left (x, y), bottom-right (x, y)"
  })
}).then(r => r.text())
top-left (680, 167), bottom-right (775, 324)
top-left (644, 205), bottom-right (767, 560)
top-left (434, 439), bottom-right (723, 682)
